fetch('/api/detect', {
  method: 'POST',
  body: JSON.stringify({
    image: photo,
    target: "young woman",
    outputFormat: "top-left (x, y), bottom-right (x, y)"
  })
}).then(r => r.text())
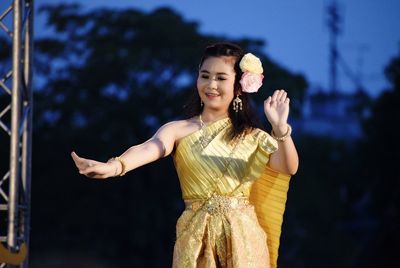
top-left (71, 43), bottom-right (298, 268)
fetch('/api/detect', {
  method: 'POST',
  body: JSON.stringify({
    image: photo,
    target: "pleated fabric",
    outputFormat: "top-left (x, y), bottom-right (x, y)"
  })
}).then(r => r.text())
top-left (249, 167), bottom-right (291, 268)
top-left (172, 118), bottom-right (291, 268)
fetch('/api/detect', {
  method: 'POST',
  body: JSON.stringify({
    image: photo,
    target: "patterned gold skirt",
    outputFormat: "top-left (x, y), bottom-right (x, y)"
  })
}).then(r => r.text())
top-left (172, 195), bottom-right (270, 268)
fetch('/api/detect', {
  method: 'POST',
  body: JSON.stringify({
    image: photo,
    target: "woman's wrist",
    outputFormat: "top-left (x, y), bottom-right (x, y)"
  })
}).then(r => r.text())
top-left (107, 158), bottom-right (123, 177)
top-left (271, 123), bottom-right (292, 142)
top-left (271, 123), bottom-right (289, 136)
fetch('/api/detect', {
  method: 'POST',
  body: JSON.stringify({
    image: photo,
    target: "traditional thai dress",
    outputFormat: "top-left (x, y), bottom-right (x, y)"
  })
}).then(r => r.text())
top-left (172, 118), bottom-right (291, 268)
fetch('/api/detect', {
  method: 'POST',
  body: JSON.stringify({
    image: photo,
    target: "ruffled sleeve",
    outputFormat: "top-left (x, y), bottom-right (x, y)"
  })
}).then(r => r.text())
top-left (244, 129), bottom-right (278, 183)
top-left (255, 129), bottom-right (279, 155)
top-left (248, 129), bottom-right (291, 268)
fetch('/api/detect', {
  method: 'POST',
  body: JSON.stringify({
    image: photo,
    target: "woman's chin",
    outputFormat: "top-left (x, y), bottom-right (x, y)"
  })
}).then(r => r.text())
top-left (203, 103), bottom-right (229, 111)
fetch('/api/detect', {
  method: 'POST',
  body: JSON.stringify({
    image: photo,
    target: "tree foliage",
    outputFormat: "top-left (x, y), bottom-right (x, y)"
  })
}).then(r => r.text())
top-left (356, 56), bottom-right (400, 267)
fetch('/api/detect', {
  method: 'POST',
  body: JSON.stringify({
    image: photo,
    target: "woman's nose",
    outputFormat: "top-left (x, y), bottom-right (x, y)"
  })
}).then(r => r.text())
top-left (207, 79), bottom-right (217, 89)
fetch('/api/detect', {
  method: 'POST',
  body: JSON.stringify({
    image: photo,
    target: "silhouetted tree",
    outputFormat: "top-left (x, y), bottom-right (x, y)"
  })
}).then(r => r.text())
top-left (356, 56), bottom-right (400, 267)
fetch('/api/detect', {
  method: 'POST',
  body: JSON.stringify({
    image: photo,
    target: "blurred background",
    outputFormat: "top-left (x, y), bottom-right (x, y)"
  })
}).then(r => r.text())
top-left (0, 0), bottom-right (399, 267)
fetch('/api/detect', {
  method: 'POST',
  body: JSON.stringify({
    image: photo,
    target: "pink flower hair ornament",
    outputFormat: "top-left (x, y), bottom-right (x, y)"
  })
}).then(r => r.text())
top-left (239, 53), bottom-right (264, 93)
top-left (240, 72), bottom-right (264, 93)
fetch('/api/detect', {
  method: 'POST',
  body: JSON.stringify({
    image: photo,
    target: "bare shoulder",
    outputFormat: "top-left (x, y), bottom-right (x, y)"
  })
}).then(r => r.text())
top-left (169, 117), bottom-right (200, 142)
top-left (156, 117), bottom-right (200, 141)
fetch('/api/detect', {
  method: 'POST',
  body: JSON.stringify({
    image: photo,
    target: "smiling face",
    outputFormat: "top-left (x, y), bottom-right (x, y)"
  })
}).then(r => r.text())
top-left (197, 56), bottom-right (237, 113)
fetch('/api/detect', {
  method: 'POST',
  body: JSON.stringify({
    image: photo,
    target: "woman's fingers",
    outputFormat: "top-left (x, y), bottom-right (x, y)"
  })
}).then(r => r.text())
top-left (72, 151), bottom-right (97, 175)
top-left (71, 151), bottom-right (88, 167)
top-left (266, 89), bottom-right (288, 105)
top-left (80, 168), bottom-right (99, 178)
top-left (276, 89), bottom-right (283, 99)
top-left (71, 151), bottom-right (110, 179)
top-left (80, 162), bottom-right (111, 179)
top-left (264, 96), bottom-right (271, 106)
top-left (279, 91), bottom-right (287, 102)
top-left (275, 89), bottom-right (285, 101)
top-left (71, 151), bottom-right (98, 169)
top-left (271, 89), bottom-right (279, 102)
top-left (71, 151), bottom-right (80, 165)
top-left (71, 151), bottom-right (84, 162)
top-left (269, 89), bottom-right (288, 103)
top-left (80, 163), bottom-right (101, 175)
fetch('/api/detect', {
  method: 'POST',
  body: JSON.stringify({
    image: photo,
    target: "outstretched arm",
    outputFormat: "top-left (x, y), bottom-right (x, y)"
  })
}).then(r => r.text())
top-left (71, 121), bottom-right (179, 179)
top-left (264, 89), bottom-right (299, 175)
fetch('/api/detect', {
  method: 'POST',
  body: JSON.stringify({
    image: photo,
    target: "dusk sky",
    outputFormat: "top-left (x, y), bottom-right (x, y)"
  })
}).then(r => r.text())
top-left (3, 0), bottom-right (400, 97)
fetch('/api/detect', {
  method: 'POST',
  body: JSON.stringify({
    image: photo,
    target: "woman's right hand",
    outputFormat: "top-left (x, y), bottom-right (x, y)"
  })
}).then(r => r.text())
top-left (71, 151), bottom-right (118, 179)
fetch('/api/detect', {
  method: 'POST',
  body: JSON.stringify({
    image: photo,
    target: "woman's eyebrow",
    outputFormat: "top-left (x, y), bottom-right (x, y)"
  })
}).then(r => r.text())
top-left (200, 70), bottom-right (228, 75)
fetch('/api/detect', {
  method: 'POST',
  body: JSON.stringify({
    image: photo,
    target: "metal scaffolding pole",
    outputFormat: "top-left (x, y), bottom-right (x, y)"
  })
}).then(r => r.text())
top-left (20, 0), bottom-right (34, 266)
top-left (0, 0), bottom-right (33, 267)
top-left (9, 0), bottom-right (23, 253)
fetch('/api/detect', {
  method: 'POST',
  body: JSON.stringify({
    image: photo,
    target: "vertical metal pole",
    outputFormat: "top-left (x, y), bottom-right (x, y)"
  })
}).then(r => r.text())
top-left (21, 1), bottom-right (33, 267)
top-left (8, 0), bottom-right (22, 254)
top-left (327, 0), bottom-right (341, 94)
top-left (330, 33), bottom-right (337, 93)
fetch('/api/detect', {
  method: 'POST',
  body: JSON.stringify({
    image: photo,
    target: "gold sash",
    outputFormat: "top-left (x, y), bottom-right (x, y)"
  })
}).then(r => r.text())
top-left (250, 166), bottom-right (291, 268)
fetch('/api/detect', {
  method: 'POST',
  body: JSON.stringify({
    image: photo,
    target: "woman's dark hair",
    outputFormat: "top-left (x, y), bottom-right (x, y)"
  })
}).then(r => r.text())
top-left (184, 42), bottom-right (261, 140)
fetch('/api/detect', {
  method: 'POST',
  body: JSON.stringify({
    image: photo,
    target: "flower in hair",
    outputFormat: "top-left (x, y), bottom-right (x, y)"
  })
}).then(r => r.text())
top-left (240, 72), bottom-right (264, 93)
top-left (239, 53), bottom-right (264, 93)
top-left (239, 53), bottom-right (263, 74)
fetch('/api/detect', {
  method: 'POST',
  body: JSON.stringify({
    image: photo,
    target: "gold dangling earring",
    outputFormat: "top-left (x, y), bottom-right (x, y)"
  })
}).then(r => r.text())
top-left (232, 95), bottom-right (243, 113)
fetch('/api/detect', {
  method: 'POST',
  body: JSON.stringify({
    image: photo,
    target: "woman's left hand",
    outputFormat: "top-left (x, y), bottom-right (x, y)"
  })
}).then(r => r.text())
top-left (264, 89), bottom-right (290, 133)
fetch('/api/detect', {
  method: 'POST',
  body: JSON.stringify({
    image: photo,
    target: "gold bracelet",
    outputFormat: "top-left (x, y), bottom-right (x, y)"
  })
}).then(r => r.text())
top-left (271, 124), bottom-right (292, 142)
top-left (108, 156), bottom-right (127, 176)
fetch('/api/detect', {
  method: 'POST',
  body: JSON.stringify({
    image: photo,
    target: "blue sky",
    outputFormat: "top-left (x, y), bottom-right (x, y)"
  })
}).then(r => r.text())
top-left (3, 0), bottom-right (400, 97)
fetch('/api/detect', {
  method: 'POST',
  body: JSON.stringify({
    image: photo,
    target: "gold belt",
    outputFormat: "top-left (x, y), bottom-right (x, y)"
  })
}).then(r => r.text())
top-left (184, 194), bottom-right (251, 215)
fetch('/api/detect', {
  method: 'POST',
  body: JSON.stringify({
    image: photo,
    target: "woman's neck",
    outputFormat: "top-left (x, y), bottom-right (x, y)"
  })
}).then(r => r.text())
top-left (200, 108), bottom-right (229, 124)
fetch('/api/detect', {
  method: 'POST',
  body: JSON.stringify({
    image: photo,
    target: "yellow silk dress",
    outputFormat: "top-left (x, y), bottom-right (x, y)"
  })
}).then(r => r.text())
top-left (172, 118), bottom-right (291, 268)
